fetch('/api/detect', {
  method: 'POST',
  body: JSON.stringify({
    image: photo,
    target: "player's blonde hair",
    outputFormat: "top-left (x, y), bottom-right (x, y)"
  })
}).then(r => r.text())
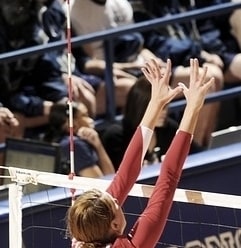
top-left (67, 189), bottom-right (116, 247)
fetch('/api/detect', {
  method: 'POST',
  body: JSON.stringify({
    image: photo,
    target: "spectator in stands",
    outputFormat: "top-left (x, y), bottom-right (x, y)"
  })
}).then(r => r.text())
top-left (67, 58), bottom-right (214, 248)
top-left (0, 104), bottom-right (19, 143)
top-left (165, 0), bottom-right (241, 127)
top-left (178, 0), bottom-right (241, 86)
top-left (69, 0), bottom-right (166, 115)
top-left (70, 0), bottom-right (223, 147)
top-left (229, 0), bottom-right (241, 50)
top-left (41, 0), bottom-right (137, 117)
top-left (71, 0), bottom-right (143, 65)
top-left (0, 103), bottom-right (19, 166)
top-left (135, 0), bottom-right (241, 86)
top-left (0, 0), bottom-right (68, 138)
top-left (39, 0), bottom-right (99, 117)
top-left (71, 46), bottom-right (137, 115)
top-left (129, 0), bottom-right (231, 146)
top-left (70, 0), bottom-right (167, 75)
top-left (43, 101), bottom-right (115, 177)
top-left (102, 76), bottom-right (204, 170)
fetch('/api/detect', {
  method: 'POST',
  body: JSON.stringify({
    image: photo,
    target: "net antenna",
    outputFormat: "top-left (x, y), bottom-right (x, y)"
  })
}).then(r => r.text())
top-left (0, 1), bottom-right (76, 247)
top-left (65, 0), bottom-right (76, 204)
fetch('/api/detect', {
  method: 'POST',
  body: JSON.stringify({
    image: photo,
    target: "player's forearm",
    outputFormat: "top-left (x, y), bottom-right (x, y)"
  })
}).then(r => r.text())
top-left (178, 105), bottom-right (200, 135)
top-left (140, 98), bottom-right (165, 130)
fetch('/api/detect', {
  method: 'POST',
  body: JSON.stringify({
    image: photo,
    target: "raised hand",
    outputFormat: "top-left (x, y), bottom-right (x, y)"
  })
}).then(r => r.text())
top-left (178, 58), bottom-right (215, 134)
top-left (178, 58), bottom-right (214, 111)
top-left (77, 126), bottom-right (101, 148)
top-left (141, 58), bottom-right (183, 107)
top-left (0, 107), bottom-right (19, 127)
top-left (140, 58), bottom-right (183, 129)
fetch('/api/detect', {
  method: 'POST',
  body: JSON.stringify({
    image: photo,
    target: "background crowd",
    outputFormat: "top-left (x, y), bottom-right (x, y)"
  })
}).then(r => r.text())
top-left (0, 0), bottom-right (241, 176)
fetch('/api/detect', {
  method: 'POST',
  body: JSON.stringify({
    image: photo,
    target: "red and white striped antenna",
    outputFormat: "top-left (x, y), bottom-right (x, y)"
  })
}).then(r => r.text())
top-left (65, 0), bottom-right (76, 203)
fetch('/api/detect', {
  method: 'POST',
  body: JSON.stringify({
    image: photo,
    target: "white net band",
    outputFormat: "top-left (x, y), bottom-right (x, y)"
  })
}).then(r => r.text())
top-left (2, 166), bottom-right (241, 209)
top-left (1, 166), bottom-right (241, 248)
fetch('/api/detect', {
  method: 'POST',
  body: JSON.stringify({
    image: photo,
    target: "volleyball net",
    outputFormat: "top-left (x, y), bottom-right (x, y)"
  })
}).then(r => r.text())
top-left (0, 166), bottom-right (241, 248)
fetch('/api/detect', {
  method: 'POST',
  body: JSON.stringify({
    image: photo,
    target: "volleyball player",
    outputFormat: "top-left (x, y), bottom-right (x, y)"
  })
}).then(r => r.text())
top-left (67, 58), bottom-right (214, 248)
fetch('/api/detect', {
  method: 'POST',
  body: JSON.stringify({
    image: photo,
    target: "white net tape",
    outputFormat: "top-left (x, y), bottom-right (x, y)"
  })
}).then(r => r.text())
top-left (3, 166), bottom-right (241, 208)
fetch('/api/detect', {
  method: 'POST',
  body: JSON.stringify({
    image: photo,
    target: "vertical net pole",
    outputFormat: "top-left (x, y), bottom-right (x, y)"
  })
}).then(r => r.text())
top-left (9, 183), bottom-right (23, 248)
top-left (65, 0), bottom-right (76, 204)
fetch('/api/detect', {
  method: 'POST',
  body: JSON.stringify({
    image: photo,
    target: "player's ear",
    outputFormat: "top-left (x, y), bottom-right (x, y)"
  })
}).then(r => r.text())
top-left (110, 219), bottom-right (120, 232)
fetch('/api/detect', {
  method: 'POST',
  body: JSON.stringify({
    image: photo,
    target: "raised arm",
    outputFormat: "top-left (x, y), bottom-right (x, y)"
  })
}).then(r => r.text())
top-left (129, 58), bottom-right (214, 248)
top-left (107, 59), bottom-right (182, 204)
top-left (140, 59), bottom-right (182, 129)
top-left (178, 58), bottom-right (214, 134)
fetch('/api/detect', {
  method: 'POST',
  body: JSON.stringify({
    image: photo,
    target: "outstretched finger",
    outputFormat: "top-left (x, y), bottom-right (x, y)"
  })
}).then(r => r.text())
top-left (141, 67), bottom-right (153, 83)
top-left (142, 59), bottom-right (162, 82)
top-left (178, 82), bottom-right (188, 91)
top-left (203, 77), bottom-right (215, 93)
top-left (161, 59), bottom-right (172, 85)
top-left (189, 58), bottom-right (194, 84)
top-left (168, 85), bottom-right (184, 102)
top-left (193, 58), bottom-right (199, 83)
top-left (141, 59), bottom-right (156, 80)
top-left (198, 66), bottom-right (208, 86)
top-left (152, 59), bottom-right (162, 79)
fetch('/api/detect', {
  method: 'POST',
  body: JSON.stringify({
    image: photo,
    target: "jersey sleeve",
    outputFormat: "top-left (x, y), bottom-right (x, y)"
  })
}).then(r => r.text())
top-left (128, 130), bottom-right (192, 248)
top-left (107, 125), bottom-right (153, 205)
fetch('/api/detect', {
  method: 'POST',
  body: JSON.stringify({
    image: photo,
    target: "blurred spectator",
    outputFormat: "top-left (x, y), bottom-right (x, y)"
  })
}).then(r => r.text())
top-left (70, 0), bottom-right (164, 102)
top-left (41, 0), bottom-right (137, 116)
top-left (39, 0), bottom-right (99, 117)
top-left (167, 0), bottom-right (241, 127)
top-left (101, 76), bottom-right (204, 170)
top-left (0, 0), bottom-right (68, 137)
top-left (43, 101), bottom-right (115, 177)
top-left (71, 0), bottom-right (146, 66)
top-left (0, 104), bottom-right (19, 143)
top-left (229, 0), bottom-right (241, 50)
top-left (70, 0), bottom-right (223, 147)
top-left (133, 0), bottom-right (225, 146)
top-left (0, 103), bottom-right (19, 166)
top-left (71, 42), bottom-right (138, 116)
top-left (70, 0), bottom-right (167, 78)
top-left (129, 0), bottom-right (233, 146)
top-left (177, 0), bottom-right (241, 86)
top-left (135, 0), bottom-right (241, 85)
